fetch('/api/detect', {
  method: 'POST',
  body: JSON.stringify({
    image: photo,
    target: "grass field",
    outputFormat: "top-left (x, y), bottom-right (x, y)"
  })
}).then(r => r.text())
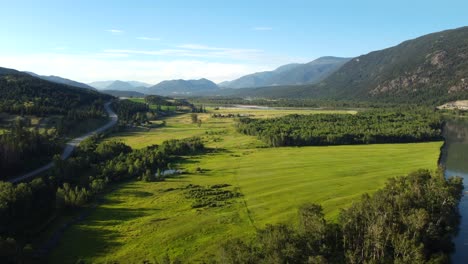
top-left (128, 97), bottom-right (177, 111)
top-left (49, 108), bottom-right (442, 263)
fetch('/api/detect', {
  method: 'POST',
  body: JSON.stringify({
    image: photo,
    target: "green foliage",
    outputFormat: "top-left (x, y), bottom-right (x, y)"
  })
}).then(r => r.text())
top-left (0, 119), bottom-right (60, 177)
top-left (56, 183), bottom-right (90, 209)
top-left (0, 73), bottom-right (110, 116)
top-left (237, 110), bottom-right (443, 146)
top-left (145, 95), bottom-right (174, 106)
top-left (113, 99), bottom-right (151, 125)
top-left (184, 184), bottom-right (241, 208)
top-left (221, 170), bottom-right (463, 263)
top-left (190, 113), bottom-right (198, 123)
top-left (0, 178), bottom-right (55, 234)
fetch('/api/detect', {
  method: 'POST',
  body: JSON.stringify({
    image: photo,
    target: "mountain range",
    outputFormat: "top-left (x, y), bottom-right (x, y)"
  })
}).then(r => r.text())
top-left (88, 80), bottom-right (151, 90)
top-left (222, 26), bottom-right (468, 104)
top-left (2, 26), bottom-right (468, 105)
top-left (219, 57), bottom-right (350, 89)
top-left (146, 78), bottom-right (219, 96)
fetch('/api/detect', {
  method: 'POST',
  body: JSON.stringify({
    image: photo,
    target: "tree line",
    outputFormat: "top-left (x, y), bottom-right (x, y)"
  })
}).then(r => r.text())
top-left (0, 118), bottom-right (60, 178)
top-left (236, 110), bottom-right (443, 147)
top-left (220, 170), bottom-right (463, 263)
top-left (0, 136), bottom-right (205, 262)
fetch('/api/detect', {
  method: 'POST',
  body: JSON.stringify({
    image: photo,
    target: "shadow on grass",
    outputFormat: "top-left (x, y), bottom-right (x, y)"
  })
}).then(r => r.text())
top-left (118, 190), bottom-right (154, 198)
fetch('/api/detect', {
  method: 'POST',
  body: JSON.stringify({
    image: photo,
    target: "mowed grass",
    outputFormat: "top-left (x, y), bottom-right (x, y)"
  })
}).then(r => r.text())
top-left (50, 109), bottom-right (442, 263)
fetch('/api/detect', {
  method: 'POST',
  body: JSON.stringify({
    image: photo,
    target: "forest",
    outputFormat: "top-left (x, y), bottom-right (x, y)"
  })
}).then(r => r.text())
top-left (0, 74), bottom-right (111, 116)
top-left (0, 136), bottom-right (205, 262)
top-left (0, 118), bottom-right (60, 178)
top-left (220, 170), bottom-right (463, 263)
top-left (237, 110), bottom-right (443, 146)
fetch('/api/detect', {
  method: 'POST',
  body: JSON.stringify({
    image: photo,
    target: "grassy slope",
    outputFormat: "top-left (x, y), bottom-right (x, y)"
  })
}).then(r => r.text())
top-left (49, 109), bottom-right (442, 263)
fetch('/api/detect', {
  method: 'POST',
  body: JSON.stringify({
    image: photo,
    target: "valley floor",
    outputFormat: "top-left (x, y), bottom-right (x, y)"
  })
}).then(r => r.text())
top-left (48, 108), bottom-right (442, 263)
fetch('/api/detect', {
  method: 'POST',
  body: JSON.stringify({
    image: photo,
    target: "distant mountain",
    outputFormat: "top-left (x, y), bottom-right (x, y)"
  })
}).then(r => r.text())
top-left (101, 90), bottom-right (145, 98)
top-left (88, 80), bottom-right (115, 89)
top-left (147, 78), bottom-right (219, 96)
top-left (24, 72), bottom-right (95, 90)
top-left (88, 80), bottom-right (152, 90)
top-left (225, 26), bottom-right (468, 105)
top-left (219, 57), bottom-right (350, 89)
top-left (127, 81), bottom-right (151, 88)
top-left (106, 80), bottom-right (135, 91)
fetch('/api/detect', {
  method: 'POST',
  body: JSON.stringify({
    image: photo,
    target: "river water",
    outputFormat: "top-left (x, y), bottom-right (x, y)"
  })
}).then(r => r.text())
top-left (442, 118), bottom-right (468, 263)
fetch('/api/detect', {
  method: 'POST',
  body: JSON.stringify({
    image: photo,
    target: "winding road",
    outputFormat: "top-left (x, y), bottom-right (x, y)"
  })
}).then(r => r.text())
top-left (9, 102), bottom-right (118, 184)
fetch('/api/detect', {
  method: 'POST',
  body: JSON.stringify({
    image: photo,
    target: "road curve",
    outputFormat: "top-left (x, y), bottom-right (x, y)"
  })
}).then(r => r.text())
top-left (8, 102), bottom-right (118, 184)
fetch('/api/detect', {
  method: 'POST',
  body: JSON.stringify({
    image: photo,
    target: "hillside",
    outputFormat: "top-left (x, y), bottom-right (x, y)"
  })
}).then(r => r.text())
top-left (219, 57), bottom-right (350, 89)
top-left (25, 72), bottom-right (95, 90)
top-left (0, 67), bottom-right (111, 114)
top-left (106, 80), bottom-right (135, 90)
top-left (147, 78), bottom-right (219, 95)
top-left (226, 27), bottom-right (468, 105)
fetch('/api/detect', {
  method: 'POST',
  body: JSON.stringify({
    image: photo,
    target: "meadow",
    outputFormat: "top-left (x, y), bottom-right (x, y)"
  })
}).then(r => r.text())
top-left (49, 108), bottom-right (442, 263)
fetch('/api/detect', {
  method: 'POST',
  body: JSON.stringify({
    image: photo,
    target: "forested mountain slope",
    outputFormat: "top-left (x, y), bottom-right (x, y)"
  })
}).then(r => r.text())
top-left (0, 67), bottom-right (111, 115)
top-left (25, 72), bottom-right (96, 90)
top-left (226, 26), bottom-right (468, 105)
top-left (219, 57), bottom-right (350, 89)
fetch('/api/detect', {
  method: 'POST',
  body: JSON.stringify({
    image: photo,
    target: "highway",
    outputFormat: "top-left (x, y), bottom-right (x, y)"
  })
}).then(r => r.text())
top-left (8, 102), bottom-right (118, 183)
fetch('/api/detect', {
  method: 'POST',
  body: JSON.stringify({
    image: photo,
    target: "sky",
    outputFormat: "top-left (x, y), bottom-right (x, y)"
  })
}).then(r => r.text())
top-left (0, 0), bottom-right (467, 84)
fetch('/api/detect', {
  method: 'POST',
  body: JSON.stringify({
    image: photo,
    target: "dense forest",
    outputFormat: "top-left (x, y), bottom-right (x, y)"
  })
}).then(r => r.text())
top-left (190, 97), bottom-right (398, 109)
top-left (220, 170), bottom-right (463, 263)
top-left (0, 73), bottom-right (114, 178)
top-left (0, 136), bottom-right (205, 262)
top-left (0, 119), bottom-right (60, 178)
top-left (237, 110), bottom-right (443, 146)
top-left (0, 73), bottom-right (111, 116)
top-left (113, 99), bottom-right (152, 125)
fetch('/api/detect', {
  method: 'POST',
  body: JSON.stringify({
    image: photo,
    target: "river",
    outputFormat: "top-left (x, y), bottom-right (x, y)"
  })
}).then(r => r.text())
top-left (442, 118), bottom-right (468, 263)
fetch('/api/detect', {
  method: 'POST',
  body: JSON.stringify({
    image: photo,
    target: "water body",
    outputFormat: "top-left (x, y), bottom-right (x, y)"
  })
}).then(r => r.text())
top-left (442, 118), bottom-right (468, 263)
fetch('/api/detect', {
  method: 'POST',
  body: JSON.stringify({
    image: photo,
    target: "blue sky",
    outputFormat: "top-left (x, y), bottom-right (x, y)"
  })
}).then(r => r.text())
top-left (0, 0), bottom-right (467, 84)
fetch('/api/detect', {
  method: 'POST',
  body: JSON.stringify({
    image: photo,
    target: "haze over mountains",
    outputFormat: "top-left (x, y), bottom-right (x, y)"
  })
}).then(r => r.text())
top-left (88, 80), bottom-right (151, 90)
top-left (219, 56), bottom-right (350, 89)
top-left (1, 26), bottom-right (468, 105)
top-left (23, 72), bottom-right (96, 90)
top-left (83, 57), bottom-right (350, 96)
top-left (146, 78), bottom-right (219, 96)
top-left (224, 26), bottom-right (468, 104)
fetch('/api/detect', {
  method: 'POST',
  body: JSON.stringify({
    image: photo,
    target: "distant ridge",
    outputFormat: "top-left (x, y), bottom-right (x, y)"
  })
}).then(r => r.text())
top-left (147, 78), bottom-right (219, 96)
top-left (224, 26), bottom-right (468, 105)
top-left (25, 72), bottom-right (95, 90)
top-left (219, 56), bottom-right (350, 89)
top-left (89, 80), bottom-right (152, 90)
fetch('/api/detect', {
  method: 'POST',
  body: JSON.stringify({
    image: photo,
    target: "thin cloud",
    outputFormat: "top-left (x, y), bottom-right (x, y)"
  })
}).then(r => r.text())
top-left (104, 45), bottom-right (264, 61)
top-left (252, 26), bottom-right (273, 31)
top-left (106, 29), bottom-right (124, 35)
top-left (137, 37), bottom-right (161, 41)
top-left (0, 53), bottom-right (266, 83)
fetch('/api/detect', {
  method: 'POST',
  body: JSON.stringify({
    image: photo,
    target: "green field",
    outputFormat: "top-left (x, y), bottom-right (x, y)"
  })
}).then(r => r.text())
top-left (50, 109), bottom-right (442, 263)
top-left (128, 97), bottom-right (177, 111)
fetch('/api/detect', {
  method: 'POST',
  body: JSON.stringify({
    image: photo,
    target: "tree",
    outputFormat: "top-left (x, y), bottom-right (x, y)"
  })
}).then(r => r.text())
top-left (191, 113), bottom-right (198, 124)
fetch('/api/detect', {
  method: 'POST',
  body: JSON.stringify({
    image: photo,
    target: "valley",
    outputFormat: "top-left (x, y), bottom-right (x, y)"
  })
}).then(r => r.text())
top-left (1, 4), bottom-right (468, 263)
top-left (47, 106), bottom-right (443, 263)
